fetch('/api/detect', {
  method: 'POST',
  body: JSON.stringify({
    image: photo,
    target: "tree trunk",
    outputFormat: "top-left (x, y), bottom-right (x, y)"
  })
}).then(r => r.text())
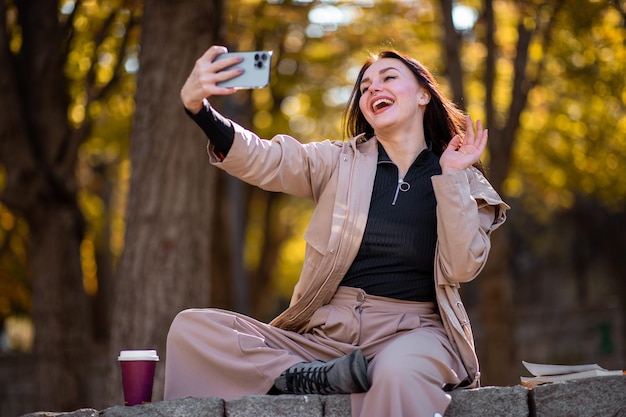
top-left (29, 205), bottom-right (91, 410)
top-left (106, 0), bottom-right (225, 406)
top-left (476, 0), bottom-right (518, 386)
top-left (436, 0), bottom-right (518, 386)
top-left (479, 0), bottom-right (554, 385)
top-left (439, 0), bottom-right (465, 108)
top-left (0, 0), bottom-right (92, 411)
top-left (210, 94), bottom-right (255, 316)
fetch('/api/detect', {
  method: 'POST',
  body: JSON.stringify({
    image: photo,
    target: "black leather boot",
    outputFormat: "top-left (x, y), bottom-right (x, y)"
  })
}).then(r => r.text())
top-left (274, 350), bottom-right (370, 395)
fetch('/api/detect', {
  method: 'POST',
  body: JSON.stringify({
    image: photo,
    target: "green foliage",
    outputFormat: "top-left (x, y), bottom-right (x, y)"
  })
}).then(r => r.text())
top-left (0, 0), bottom-right (140, 324)
top-left (507, 2), bottom-right (626, 216)
top-left (69, 0), bottom-right (140, 295)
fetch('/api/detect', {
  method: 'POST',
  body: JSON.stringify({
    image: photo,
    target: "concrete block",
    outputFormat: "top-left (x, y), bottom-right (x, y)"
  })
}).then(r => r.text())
top-left (445, 385), bottom-right (529, 417)
top-left (102, 397), bottom-right (224, 417)
top-left (226, 395), bottom-right (323, 417)
top-left (21, 377), bottom-right (626, 417)
top-left (530, 375), bottom-right (626, 417)
top-left (320, 395), bottom-right (351, 417)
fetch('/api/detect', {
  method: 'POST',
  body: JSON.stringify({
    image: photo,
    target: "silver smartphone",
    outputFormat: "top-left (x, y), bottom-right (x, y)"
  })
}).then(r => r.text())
top-left (215, 51), bottom-right (273, 89)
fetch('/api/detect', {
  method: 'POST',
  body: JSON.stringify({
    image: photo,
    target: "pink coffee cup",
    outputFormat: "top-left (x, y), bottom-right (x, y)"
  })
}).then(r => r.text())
top-left (118, 350), bottom-right (159, 406)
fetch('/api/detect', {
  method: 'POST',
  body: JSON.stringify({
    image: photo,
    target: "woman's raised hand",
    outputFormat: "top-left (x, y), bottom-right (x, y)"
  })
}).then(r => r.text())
top-left (439, 116), bottom-right (488, 175)
top-left (180, 45), bottom-right (244, 114)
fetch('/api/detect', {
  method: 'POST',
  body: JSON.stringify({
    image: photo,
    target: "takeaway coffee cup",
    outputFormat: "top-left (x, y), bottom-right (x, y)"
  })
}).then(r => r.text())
top-left (118, 349), bottom-right (159, 406)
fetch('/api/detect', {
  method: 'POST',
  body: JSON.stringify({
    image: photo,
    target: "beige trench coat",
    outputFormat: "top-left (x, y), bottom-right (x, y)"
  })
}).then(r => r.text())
top-left (209, 122), bottom-right (510, 388)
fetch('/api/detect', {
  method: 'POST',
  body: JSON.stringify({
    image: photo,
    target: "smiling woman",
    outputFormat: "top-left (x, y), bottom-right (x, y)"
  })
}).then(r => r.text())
top-left (344, 50), bottom-right (485, 177)
top-left (167, 45), bottom-right (509, 417)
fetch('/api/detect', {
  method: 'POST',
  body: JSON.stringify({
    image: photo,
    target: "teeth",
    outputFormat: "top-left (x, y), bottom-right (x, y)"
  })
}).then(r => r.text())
top-left (373, 98), bottom-right (393, 111)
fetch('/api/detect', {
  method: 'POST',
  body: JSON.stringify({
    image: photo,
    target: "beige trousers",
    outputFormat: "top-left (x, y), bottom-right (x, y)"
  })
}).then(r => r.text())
top-left (164, 286), bottom-right (467, 417)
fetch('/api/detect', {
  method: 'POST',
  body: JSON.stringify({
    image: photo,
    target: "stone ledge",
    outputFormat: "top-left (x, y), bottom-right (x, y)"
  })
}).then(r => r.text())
top-left (22, 376), bottom-right (626, 417)
top-left (530, 375), bottom-right (626, 417)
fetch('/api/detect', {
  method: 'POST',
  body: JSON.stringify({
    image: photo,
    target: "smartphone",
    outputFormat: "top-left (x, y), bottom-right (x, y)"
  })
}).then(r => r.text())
top-left (215, 51), bottom-right (273, 89)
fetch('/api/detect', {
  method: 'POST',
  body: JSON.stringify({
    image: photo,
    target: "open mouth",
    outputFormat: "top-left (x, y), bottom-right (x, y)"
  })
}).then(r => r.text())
top-left (372, 98), bottom-right (394, 112)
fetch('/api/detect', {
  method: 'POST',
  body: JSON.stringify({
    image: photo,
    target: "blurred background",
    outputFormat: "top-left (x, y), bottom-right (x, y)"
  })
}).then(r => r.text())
top-left (0, 0), bottom-right (624, 415)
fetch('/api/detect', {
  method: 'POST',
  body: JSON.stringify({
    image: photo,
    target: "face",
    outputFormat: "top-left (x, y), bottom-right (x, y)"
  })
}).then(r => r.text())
top-left (358, 58), bottom-right (430, 135)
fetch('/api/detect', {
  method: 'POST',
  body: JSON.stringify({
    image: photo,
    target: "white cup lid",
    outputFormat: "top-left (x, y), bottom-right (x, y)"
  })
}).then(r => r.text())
top-left (118, 349), bottom-right (159, 361)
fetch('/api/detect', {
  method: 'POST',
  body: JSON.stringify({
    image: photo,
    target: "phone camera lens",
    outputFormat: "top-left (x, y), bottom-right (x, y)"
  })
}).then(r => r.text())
top-left (253, 52), bottom-right (268, 69)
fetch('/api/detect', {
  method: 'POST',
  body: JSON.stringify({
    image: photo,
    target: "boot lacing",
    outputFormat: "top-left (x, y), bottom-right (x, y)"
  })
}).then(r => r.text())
top-left (285, 361), bottom-right (335, 394)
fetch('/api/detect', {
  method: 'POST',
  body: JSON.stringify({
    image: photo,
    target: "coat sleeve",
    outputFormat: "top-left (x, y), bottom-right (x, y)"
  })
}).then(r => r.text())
top-left (208, 121), bottom-right (341, 202)
top-left (431, 167), bottom-right (509, 284)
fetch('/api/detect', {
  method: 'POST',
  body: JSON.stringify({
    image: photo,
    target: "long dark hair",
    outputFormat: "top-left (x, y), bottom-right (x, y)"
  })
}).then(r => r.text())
top-left (343, 50), bottom-right (484, 172)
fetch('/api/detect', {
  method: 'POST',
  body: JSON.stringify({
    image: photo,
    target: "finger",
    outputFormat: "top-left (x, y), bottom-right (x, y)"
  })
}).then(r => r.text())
top-left (181, 46), bottom-right (237, 111)
top-left (447, 134), bottom-right (462, 151)
top-left (211, 54), bottom-right (244, 73)
top-left (201, 45), bottom-right (229, 62)
top-left (471, 119), bottom-right (486, 150)
top-left (199, 52), bottom-right (244, 91)
top-left (475, 119), bottom-right (483, 142)
top-left (198, 46), bottom-right (243, 75)
top-left (476, 128), bottom-right (488, 154)
top-left (213, 66), bottom-right (244, 84)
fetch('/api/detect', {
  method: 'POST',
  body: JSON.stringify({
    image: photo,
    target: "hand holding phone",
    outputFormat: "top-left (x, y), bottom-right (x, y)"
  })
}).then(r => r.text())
top-left (215, 51), bottom-right (273, 89)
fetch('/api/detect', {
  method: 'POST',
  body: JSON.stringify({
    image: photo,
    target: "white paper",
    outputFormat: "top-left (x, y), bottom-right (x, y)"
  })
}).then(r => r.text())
top-left (522, 361), bottom-right (606, 376)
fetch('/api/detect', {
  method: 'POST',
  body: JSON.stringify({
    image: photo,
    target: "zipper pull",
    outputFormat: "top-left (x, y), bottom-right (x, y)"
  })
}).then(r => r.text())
top-left (392, 178), bottom-right (411, 205)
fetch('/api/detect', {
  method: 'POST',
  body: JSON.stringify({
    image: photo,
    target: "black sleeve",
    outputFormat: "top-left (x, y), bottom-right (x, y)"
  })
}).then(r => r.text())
top-left (185, 101), bottom-right (235, 157)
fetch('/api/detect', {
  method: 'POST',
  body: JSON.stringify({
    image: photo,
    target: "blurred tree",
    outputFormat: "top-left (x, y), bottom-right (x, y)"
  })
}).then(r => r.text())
top-left (509, 0), bottom-right (626, 368)
top-left (0, 0), bottom-right (138, 410)
top-left (437, 0), bottom-right (625, 385)
top-left (454, 0), bottom-right (624, 384)
top-left (105, 0), bottom-right (226, 405)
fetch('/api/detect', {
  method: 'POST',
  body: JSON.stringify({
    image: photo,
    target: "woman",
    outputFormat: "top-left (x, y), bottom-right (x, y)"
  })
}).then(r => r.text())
top-left (165, 45), bottom-right (509, 417)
